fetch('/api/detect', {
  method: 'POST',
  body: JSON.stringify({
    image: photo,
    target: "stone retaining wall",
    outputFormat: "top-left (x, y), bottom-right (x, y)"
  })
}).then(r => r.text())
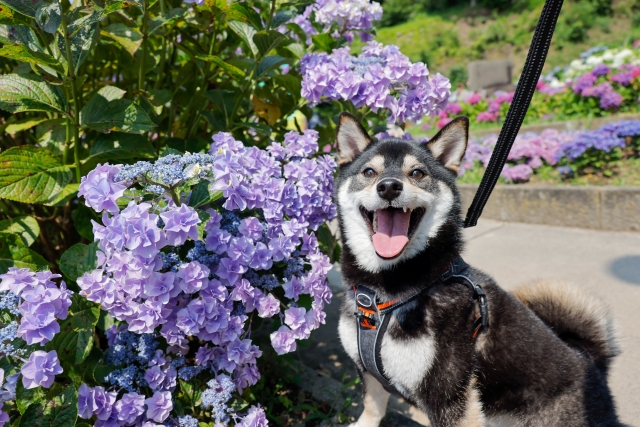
top-left (459, 184), bottom-right (640, 232)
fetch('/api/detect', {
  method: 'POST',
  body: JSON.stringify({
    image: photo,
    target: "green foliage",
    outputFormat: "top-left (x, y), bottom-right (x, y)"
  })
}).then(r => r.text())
top-left (0, 146), bottom-right (73, 204)
top-left (0, 74), bottom-right (68, 114)
top-left (81, 86), bottom-right (155, 134)
top-left (378, 0), bottom-right (415, 27)
top-left (0, 216), bottom-right (39, 246)
top-left (0, 232), bottom-right (49, 274)
top-left (448, 65), bottom-right (467, 88)
top-left (58, 242), bottom-right (99, 281)
top-left (373, 0), bottom-right (633, 75)
top-left (19, 383), bottom-right (78, 427)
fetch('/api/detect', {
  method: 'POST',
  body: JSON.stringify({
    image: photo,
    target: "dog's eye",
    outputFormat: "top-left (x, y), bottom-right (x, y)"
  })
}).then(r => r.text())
top-left (410, 169), bottom-right (425, 179)
top-left (363, 168), bottom-right (377, 178)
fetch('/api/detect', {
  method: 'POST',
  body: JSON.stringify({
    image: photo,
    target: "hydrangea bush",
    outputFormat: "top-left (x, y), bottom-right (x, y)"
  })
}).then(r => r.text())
top-left (459, 120), bottom-right (640, 182)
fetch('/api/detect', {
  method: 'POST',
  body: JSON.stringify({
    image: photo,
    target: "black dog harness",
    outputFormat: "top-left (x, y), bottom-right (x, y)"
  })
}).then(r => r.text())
top-left (353, 257), bottom-right (489, 395)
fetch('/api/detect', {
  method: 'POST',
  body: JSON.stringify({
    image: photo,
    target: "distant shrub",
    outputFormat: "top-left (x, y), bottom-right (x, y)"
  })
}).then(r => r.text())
top-left (449, 65), bottom-right (468, 88)
top-left (483, 20), bottom-right (508, 44)
top-left (378, 0), bottom-right (415, 26)
top-left (554, 2), bottom-right (596, 48)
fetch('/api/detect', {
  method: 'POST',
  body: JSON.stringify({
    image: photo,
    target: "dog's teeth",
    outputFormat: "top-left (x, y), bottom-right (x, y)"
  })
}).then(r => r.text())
top-left (403, 207), bottom-right (407, 213)
top-left (373, 211), bottom-right (377, 233)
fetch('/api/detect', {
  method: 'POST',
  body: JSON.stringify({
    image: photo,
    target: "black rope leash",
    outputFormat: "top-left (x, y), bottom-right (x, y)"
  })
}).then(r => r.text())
top-left (463, 0), bottom-right (565, 228)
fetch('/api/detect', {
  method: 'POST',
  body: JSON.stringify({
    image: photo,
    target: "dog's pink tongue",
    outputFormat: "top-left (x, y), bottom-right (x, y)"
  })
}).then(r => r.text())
top-left (372, 209), bottom-right (411, 258)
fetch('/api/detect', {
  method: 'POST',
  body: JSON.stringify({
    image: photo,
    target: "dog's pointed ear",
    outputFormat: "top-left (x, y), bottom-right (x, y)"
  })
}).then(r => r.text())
top-left (336, 112), bottom-right (372, 165)
top-left (426, 117), bottom-right (469, 173)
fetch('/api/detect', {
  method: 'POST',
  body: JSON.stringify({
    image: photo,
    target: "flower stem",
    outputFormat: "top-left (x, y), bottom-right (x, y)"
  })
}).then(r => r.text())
top-left (228, 65), bottom-right (256, 128)
top-left (61, 16), bottom-right (82, 183)
top-left (138, 0), bottom-right (150, 93)
top-left (266, 0), bottom-right (277, 29)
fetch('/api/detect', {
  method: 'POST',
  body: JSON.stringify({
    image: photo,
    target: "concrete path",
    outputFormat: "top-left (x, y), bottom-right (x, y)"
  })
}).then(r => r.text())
top-left (297, 219), bottom-right (640, 426)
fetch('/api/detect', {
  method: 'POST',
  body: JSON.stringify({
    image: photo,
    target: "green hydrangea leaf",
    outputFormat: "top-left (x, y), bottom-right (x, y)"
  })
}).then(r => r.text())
top-left (0, 5), bottom-right (31, 25)
top-left (0, 0), bottom-right (40, 17)
top-left (0, 216), bottom-right (39, 246)
top-left (228, 20), bottom-right (259, 57)
top-left (149, 7), bottom-right (187, 34)
top-left (16, 381), bottom-right (45, 415)
top-left (59, 242), bottom-right (98, 282)
top-left (19, 383), bottom-right (78, 427)
top-left (71, 204), bottom-right (98, 241)
top-left (189, 182), bottom-right (222, 208)
top-left (253, 30), bottom-right (288, 57)
top-left (81, 86), bottom-right (155, 134)
top-left (196, 54), bottom-right (246, 80)
top-left (69, 293), bottom-right (101, 329)
top-left (4, 117), bottom-right (49, 136)
top-left (42, 183), bottom-right (79, 207)
top-left (0, 232), bottom-right (49, 274)
top-left (0, 74), bottom-right (68, 114)
top-left (35, 1), bottom-right (61, 34)
top-left (57, 11), bottom-right (101, 73)
top-left (0, 25), bottom-right (41, 52)
top-left (87, 132), bottom-right (156, 162)
top-left (225, 3), bottom-right (263, 29)
top-left (0, 44), bottom-right (64, 73)
top-left (257, 55), bottom-right (289, 78)
top-left (101, 23), bottom-right (142, 56)
top-left (0, 146), bottom-right (72, 204)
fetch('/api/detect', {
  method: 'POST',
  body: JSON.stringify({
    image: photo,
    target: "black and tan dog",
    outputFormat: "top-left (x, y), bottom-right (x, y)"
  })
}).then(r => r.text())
top-left (334, 112), bottom-right (621, 427)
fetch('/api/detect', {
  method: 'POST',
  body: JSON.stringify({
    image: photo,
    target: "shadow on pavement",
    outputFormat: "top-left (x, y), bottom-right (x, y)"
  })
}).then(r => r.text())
top-left (608, 255), bottom-right (640, 285)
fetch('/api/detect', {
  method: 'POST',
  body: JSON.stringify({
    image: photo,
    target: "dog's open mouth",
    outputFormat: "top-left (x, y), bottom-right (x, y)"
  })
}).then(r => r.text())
top-left (359, 206), bottom-right (426, 259)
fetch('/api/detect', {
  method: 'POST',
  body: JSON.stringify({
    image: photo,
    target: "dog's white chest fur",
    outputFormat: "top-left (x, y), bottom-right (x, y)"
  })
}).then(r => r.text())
top-left (338, 311), bottom-right (436, 394)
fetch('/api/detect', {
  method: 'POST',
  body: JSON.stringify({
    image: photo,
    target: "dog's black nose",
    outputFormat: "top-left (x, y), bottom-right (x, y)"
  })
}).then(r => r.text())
top-left (377, 178), bottom-right (403, 201)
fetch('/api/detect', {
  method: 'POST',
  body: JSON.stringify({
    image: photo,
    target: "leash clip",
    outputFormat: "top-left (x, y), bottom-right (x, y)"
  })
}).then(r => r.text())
top-left (474, 286), bottom-right (489, 330)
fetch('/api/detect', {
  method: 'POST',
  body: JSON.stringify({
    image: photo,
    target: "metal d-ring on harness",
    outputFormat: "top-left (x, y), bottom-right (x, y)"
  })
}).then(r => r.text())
top-left (353, 257), bottom-right (488, 395)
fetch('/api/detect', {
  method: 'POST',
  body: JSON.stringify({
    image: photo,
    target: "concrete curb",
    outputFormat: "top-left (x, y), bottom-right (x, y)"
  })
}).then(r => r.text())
top-left (459, 184), bottom-right (640, 231)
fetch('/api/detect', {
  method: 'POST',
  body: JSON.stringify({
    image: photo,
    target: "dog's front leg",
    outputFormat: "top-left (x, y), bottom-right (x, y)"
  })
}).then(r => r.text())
top-left (349, 372), bottom-right (390, 427)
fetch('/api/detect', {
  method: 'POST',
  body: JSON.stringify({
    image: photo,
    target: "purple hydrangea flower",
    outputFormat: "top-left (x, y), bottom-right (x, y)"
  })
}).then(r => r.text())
top-left (600, 90), bottom-right (623, 110)
top-left (286, 0), bottom-right (382, 45)
top-left (94, 387), bottom-right (118, 421)
top-left (301, 42), bottom-right (450, 123)
top-left (115, 392), bottom-right (146, 425)
top-left (145, 391), bottom-right (173, 423)
top-left (270, 325), bottom-right (297, 355)
top-left (160, 204), bottom-right (201, 246)
top-left (0, 267), bottom-right (38, 295)
top-left (572, 72), bottom-right (598, 94)
top-left (0, 404), bottom-right (8, 427)
top-left (502, 164), bottom-right (533, 182)
top-left (177, 262), bottom-right (210, 294)
top-left (79, 163), bottom-right (128, 214)
top-left (20, 350), bottom-right (63, 389)
top-left (238, 406), bottom-right (268, 427)
top-left (591, 64), bottom-right (610, 77)
top-left (78, 383), bottom-right (97, 419)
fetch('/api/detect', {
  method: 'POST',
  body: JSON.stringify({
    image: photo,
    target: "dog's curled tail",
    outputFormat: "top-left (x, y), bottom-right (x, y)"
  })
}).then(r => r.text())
top-left (512, 280), bottom-right (620, 369)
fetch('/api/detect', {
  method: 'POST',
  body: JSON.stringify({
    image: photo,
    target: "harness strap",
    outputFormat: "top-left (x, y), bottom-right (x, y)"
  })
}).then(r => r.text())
top-left (353, 257), bottom-right (489, 395)
top-left (354, 285), bottom-right (399, 395)
top-left (463, 0), bottom-right (565, 228)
